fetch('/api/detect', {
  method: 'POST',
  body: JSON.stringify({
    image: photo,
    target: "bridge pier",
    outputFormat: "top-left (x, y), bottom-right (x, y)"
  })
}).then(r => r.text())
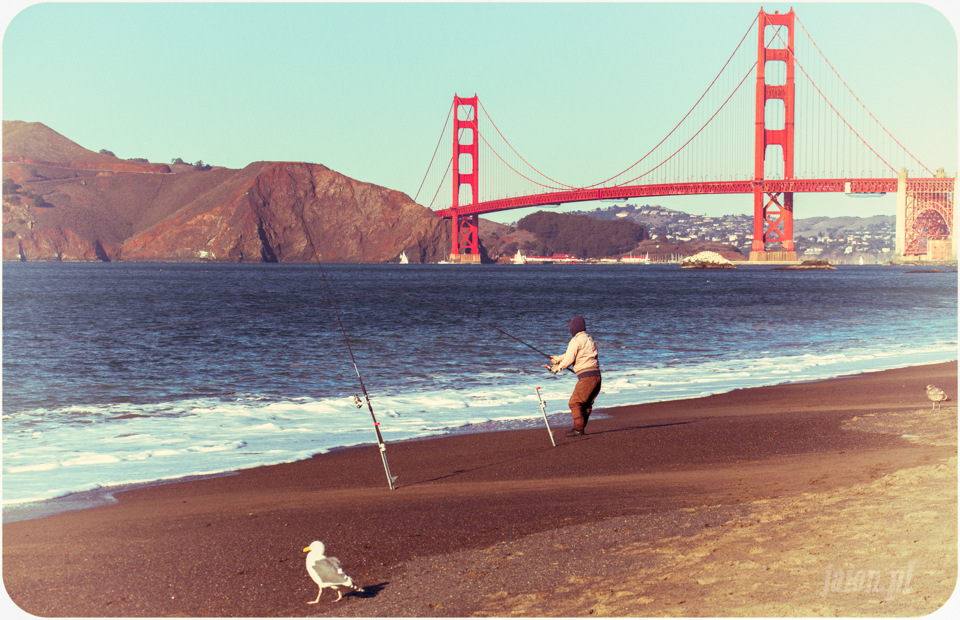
top-left (449, 209), bottom-right (481, 263)
top-left (749, 186), bottom-right (797, 262)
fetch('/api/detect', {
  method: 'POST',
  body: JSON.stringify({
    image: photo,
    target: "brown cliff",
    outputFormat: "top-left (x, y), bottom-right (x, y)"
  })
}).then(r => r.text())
top-left (119, 161), bottom-right (451, 263)
top-left (3, 121), bottom-right (450, 263)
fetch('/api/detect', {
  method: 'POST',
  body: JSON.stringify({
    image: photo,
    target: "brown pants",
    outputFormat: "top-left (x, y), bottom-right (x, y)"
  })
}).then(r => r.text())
top-left (568, 375), bottom-right (602, 431)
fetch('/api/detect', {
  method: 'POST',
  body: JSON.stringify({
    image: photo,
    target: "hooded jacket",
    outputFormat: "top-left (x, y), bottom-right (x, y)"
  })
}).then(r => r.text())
top-left (556, 315), bottom-right (601, 378)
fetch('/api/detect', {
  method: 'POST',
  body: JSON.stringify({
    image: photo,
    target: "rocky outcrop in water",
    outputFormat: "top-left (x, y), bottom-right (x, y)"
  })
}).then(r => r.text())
top-left (773, 259), bottom-right (837, 271)
top-left (680, 251), bottom-right (737, 269)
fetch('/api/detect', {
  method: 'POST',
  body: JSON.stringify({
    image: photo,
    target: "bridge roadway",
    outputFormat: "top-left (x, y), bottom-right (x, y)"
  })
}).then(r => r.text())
top-left (435, 178), bottom-right (898, 218)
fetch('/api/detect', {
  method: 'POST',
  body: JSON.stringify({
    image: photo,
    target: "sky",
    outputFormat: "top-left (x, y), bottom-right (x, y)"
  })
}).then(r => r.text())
top-left (1, 1), bottom-right (957, 224)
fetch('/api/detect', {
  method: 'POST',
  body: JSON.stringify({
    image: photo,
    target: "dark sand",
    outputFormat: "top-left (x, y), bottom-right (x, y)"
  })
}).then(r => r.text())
top-left (3, 362), bottom-right (957, 617)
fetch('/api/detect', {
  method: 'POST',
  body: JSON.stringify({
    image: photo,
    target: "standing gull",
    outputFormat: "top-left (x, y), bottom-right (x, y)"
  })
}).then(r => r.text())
top-left (303, 541), bottom-right (363, 603)
top-left (926, 384), bottom-right (949, 409)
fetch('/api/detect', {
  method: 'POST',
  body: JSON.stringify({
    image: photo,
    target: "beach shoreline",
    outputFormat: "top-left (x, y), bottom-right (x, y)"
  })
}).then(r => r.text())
top-left (1, 359), bottom-right (947, 523)
top-left (3, 361), bottom-right (957, 617)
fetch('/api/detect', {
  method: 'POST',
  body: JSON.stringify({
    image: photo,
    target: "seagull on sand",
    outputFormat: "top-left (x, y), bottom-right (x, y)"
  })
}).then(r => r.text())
top-left (303, 541), bottom-right (364, 603)
top-left (926, 385), bottom-right (949, 409)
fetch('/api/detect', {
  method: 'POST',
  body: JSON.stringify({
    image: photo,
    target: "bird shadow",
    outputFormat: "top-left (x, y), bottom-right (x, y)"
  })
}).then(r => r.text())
top-left (351, 582), bottom-right (388, 599)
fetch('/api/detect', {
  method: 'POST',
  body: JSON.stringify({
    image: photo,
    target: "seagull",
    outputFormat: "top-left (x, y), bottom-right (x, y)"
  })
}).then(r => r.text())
top-left (303, 541), bottom-right (363, 604)
top-left (926, 385), bottom-right (949, 410)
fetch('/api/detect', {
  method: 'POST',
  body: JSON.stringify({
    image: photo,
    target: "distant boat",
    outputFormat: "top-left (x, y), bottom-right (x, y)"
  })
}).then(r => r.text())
top-left (512, 249), bottom-right (527, 264)
top-left (858, 256), bottom-right (864, 265)
top-left (399, 251), bottom-right (409, 264)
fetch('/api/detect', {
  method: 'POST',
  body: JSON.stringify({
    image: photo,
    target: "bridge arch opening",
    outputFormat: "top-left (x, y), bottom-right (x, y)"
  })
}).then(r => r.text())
top-left (764, 98), bottom-right (786, 130)
top-left (458, 184), bottom-right (474, 207)
top-left (763, 24), bottom-right (789, 49)
top-left (917, 206), bottom-right (951, 237)
top-left (764, 144), bottom-right (785, 179)
top-left (764, 60), bottom-right (788, 86)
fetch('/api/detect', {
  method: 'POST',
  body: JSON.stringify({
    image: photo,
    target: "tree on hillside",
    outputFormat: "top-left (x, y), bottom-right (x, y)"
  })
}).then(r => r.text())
top-left (3, 178), bottom-right (18, 194)
top-left (517, 211), bottom-right (646, 258)
top-left (99, 149), bottom-right (116, 157)
top-left (521, 239), bottom-right (553, 257)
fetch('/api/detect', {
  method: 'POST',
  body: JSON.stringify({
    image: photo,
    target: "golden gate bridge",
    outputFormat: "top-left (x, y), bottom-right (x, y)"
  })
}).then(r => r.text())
top-left (415, 8), bottom-right (956, 263)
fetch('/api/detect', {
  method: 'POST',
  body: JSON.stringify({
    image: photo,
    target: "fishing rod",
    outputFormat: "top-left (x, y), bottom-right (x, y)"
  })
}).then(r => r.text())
top-left (389, 291), bottom-right (576, 375)
top-left (296, 208), bottom-right (398, 491)
top-left (65, 285), bottom-right (567, 378)
top-left (392, 291), bottom-right (569, 445)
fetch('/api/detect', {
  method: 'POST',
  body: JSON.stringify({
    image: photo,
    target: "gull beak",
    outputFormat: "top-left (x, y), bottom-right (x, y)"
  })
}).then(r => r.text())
top-left (303, 546), bottom-right (311, 552)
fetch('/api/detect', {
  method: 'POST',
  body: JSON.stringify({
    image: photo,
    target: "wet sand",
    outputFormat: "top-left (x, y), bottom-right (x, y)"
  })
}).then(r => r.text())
top-left (3, 361), bottom-right (957, 617)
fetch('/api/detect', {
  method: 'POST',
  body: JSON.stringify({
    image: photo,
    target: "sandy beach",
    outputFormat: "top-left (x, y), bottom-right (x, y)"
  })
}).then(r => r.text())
top-left (3, 361), bottom-right (957, 617)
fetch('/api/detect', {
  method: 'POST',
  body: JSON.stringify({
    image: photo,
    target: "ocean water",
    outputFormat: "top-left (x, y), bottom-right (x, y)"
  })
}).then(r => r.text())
top-left (2, 262), bottom-right (957, 506)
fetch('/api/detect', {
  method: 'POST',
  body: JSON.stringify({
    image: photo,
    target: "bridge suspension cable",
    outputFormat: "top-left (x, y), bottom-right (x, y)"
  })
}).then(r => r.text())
top-left (781, 28), bottom-right (898, 176)
top-left (413, 99), bottom-right (454, 206)
top-left (416, 8), bottom-right (944, 215)
top-left (469, 14), bottom-right (761, 196)
top-left (585, 14), bottom-right (760, 190)
top-left (616, 60), bottom-right (757, 187)
top-left (793, 14), bottom-right (933, 177)
top-left (476, 99), bottom-right (577, 192)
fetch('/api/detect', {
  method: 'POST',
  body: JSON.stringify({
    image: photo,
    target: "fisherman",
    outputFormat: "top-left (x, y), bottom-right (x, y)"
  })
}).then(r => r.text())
top-left (550, 316), bottom-right (601, 437)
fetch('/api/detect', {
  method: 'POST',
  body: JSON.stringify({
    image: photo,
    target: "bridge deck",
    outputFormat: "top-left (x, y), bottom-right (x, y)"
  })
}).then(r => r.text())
top-left (436, 178), bottom-right (899, 217)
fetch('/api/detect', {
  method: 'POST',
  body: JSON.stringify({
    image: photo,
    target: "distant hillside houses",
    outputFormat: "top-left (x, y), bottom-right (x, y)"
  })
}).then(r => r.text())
top-left (570, 203), bottom-right (897, 264)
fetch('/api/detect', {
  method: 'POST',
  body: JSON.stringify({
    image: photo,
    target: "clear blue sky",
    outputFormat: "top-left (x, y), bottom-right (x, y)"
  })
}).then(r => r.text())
top-left (2, 1), bottom-right (957, 224)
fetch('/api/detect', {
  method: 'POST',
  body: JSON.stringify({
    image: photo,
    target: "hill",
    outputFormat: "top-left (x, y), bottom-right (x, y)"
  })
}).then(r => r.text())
top-left (2, 121), bottom-right (450, 263)
top-left (515, 211), bottom-right (646, 258)
top-left (480, 210), bottom-right (743, 262)
top-left (792, 215), bottom-right (895, 236)
top-left (2, 120), bottom-right (171, 176)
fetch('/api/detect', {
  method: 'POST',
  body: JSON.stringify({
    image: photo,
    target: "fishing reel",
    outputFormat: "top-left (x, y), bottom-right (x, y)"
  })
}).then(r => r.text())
top-left (353, 394), bottom-right (363, 408)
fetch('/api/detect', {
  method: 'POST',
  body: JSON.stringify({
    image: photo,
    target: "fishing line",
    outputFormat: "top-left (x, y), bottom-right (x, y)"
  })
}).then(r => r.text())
top-left (387, 290), bottom-right (574, 374)
top-left (59, 288), bottom-right (562, 372)
top-left (56, 270), bottom-right (573, 390)
top-left (393, 291), bottom-right (551, 358)
top-left (59, 301), bottom-right (334, 341)
top-left (295, 206), bottom-right (398, 491)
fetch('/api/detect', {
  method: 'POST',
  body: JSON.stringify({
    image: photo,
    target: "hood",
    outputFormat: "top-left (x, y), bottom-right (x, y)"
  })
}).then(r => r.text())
top-left (569, 315), bottom-right (586, 336)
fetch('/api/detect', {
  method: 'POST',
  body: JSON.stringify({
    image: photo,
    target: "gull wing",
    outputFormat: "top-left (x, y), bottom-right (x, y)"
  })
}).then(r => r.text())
top-left (310, 557), bottom-right (349, 585)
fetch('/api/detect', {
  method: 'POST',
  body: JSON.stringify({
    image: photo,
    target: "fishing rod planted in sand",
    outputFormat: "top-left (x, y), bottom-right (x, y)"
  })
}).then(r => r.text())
top-left (535, 387), bottom-right (557, 447)
top-left (297, 208), bottom-right (398, 491)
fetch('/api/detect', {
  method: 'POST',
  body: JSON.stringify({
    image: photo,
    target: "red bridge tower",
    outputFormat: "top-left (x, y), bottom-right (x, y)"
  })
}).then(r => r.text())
top-left (450, 95), bottom-right (481, 263)
top-left (751, 8), bottom-right (797, 262)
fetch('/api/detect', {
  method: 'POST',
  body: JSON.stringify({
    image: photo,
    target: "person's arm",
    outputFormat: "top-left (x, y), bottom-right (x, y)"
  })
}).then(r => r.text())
top-left (552, 336), bottom-right (580, 371)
